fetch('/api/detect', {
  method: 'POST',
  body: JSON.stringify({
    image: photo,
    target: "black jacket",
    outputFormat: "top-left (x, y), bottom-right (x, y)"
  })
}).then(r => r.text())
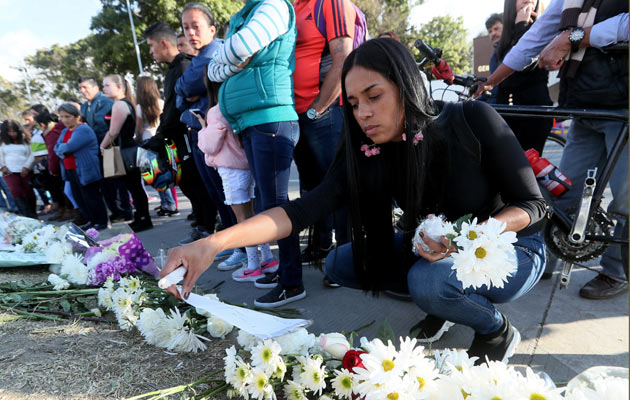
top-left (144, 53), bottom-right (192, 154)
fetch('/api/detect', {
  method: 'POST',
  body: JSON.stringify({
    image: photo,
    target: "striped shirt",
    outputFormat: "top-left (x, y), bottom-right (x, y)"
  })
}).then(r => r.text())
top-left (30, 129), bottom-right (48, 157)
top-left (207, 0), bottom-right (291, 83)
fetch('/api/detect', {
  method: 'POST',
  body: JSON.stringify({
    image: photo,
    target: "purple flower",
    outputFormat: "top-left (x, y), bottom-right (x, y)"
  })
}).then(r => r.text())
top-left (86, 228), bottom-right (99, 240)
top-left (89, 255), bottom-right (139, 286)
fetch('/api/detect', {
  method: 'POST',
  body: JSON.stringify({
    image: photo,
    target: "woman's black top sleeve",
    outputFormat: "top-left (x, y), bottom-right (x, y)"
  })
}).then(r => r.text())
top-left (459, 100), bottom-right (547, 233)
top-left (280, 153), bottom-right (348, 235)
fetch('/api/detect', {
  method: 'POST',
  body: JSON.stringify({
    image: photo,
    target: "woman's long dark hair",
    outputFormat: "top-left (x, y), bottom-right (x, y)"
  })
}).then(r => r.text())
top-left (339, 38), bottom-right (444, 291)
top-left (0, 120), bottom-right (27, 145)
top-left (136, 76), bottom-right (161, 127)
top-left (496, 0), bottom-right (540, 61)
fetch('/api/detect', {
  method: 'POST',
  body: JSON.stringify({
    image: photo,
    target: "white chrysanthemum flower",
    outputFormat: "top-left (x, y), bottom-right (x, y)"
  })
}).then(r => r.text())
top-left (453, 217), bottom-right (481, 249)
top-left (283, 380), bottom-right (306, 400)
top-left (272, 357), bottom-right (287, 380)
top-left (426, 373), bottom-right (469, 400)
top-left (296, 356), bottom-right (327, 395)
top-left (359, 338), bottom-right (404, 384)
top-left (117, 309), bottom-right (139, 331)
top-left (207, 315), bottom-right (234, 339)
top-left (480, 217), bottom-right (518, 250)
top-left (224, 345), bottom-right (238, 370)
top-left (237, 329), bottom-right (260, 351)
top-left (162, 309), bottom-right (209, 353)
top-left (331, 368), bottom-right (354, 399)
top-left (450, 236), bottom-right (515, 289)
top-left (60, 254), bottom-right (89, 285)
top-left (251, 339), bottom-right (283, 375)
top-left (413, 214), bottom-right (456, 255)
top-left (97, 286), bottom-right (115, 310)
top-left (226, 359), bottom-right (251, 397)
top-left (514, 367), bottom-right (563, 400)
top-left (247, 367), bottom-right (275, 400)
top-left (276, 328), bottom-right (317, 356)
top-left (137, 308), bottom-right (168, 345)
top-left (433, 348), bottom-right (478, 374)
top-left (103, 276), bottom-right (115, 290)
top-left (396, 336), bottom-right (427, 372)
top-left (47, 273), bottom-right (70, 290)
top-left (45, 242), bottom-right (70, 264)
top-left (362, 375), bottom-right (417, 400)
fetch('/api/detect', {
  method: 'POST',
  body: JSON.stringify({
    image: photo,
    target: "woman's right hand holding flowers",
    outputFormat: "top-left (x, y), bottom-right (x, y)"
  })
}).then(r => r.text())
top-left (415, 233), bottom-right (457, 263)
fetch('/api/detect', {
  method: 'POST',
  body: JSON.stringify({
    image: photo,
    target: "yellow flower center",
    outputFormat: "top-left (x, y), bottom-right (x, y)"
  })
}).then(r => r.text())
top-left (531, 394), bottom-right (547, 400)
top-left (238, 368), bottom-right (247, 379)
top-left (467, 230), bottom-right (478, 240)
top-left (313, 371), bottom-right (321, 382)
top-left (491, 397), bottom-right (502, 400)
top-left (256, 376), bottom-right (266, 389)
top-left (341, 377), bottom-right (352, 389)
top-left (461, 389), bottom-right (470, 398)
top-left (475, 247), bottom-right (487, 259)
top-left (456, 365), bottom-right (463, 371)
top-left (417, 377), bottom-right (425, 389)
top-left (262, 348), bottom-right (271, 362)
top-left (382, 360), bottom-right (395, 371)
top-left (387, 393), bottom-right (399, 400)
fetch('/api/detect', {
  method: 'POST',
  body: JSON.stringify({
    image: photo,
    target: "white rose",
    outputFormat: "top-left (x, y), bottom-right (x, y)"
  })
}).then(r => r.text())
top-left (319, 332), bottom-right (350, 359)
top-left (207, 315), bottom-right (234, 339)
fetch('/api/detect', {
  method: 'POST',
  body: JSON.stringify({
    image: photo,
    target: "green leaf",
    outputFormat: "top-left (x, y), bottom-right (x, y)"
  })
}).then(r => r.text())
top-left (375, 320), bottom-right (395, 344)
top-left (60, 300), bottom-right (71, 313)
top-left (453, 213), bottom-right (473, 232)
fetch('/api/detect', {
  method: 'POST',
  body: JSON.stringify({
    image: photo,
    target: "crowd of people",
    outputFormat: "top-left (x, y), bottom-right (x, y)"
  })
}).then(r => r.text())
top-left (1, 0), bottom-right (627, 365)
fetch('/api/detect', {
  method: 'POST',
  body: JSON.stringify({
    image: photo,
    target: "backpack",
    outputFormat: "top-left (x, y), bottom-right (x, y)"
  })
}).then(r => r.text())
top-left (313, 0), bottom-right (368, 49)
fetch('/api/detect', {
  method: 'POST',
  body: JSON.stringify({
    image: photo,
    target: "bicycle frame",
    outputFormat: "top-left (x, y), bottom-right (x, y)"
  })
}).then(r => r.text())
top-left (492, 105), bottom-right (629, 245)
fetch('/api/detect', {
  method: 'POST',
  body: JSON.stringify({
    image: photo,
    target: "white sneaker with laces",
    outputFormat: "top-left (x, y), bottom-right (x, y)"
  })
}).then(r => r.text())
top-left (217, 249), bottom-right (247, 271)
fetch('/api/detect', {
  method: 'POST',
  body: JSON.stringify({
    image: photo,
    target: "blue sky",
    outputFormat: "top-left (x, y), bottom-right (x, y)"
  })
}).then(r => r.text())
top-left (0, 0), bottom-right (504, 82)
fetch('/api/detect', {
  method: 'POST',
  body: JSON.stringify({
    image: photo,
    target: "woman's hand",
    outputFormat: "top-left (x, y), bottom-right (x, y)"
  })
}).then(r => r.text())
top-left (515, 0), bottom-right (537, 23)
top-left (1, 167), bottom-right (9, 176)
top-left (195, 113), bottom-right (207, 129)
top-left (415, 233), bottom-right (457, 263)
top-left (160, 236), bottom-right (221, 300)
top-left (20, 167), bottom-right (30, 178)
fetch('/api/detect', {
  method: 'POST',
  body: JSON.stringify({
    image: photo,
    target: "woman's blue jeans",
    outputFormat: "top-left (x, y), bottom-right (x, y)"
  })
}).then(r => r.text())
top-left (241, 121), bottom-right (303, 288)
top-left (325, 233), bottom-right (546, 334)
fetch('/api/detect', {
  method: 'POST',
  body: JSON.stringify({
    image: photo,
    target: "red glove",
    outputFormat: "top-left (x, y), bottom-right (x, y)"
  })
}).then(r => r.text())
top-left (431, 60), bottom-right (454, 84)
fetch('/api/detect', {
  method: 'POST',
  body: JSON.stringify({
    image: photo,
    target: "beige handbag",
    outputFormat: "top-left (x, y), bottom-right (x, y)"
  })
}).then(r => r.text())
top-left (103, 145), bottom-right (126, 178)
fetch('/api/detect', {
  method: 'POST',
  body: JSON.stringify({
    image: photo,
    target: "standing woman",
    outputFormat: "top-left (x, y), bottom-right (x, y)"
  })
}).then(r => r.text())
top-left (135, 76), bottom-right (178, 216)
top-left (206, 0), bottom-right (303, 308)
top-left (54, 103), bottom-right (109, 230)
top-left (100, 74), bottom-right (153, 232)
top-left (0, 120), bottom-right (36, 218)
top-left (164, 39), bottom-right (548, 363)
top-left (495, 0), bottom-right (552, 154)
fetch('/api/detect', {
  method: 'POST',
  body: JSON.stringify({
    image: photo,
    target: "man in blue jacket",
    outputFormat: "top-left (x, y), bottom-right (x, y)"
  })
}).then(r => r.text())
top-left (175, 3), bottom-right (238, 249)
top-left (79, 77), bottom-right (133, 224)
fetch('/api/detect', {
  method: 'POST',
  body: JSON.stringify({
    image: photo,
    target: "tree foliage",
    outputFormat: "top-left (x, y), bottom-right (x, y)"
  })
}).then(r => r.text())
top-left (354, 0), bottom-right (423, 45)
top-left (416, 15), bottom-right (472, 76)
top-left (0, 77), bottom-right (29, 120)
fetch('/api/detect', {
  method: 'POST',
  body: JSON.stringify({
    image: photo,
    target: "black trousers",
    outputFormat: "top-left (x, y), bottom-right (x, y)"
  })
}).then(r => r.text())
top-left (66, 169), bottom-right (108, 226)
top-left (123, 168), bottom-right (150, 220)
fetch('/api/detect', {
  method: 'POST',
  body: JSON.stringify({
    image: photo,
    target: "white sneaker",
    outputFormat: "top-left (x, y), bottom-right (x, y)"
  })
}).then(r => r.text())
top-left (217, 249), bottom-right (247, 271)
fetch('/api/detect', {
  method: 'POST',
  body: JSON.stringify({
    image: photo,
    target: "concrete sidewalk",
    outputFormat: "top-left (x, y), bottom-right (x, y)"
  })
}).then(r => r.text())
top-left (136, 165), bottom-right (628, 384)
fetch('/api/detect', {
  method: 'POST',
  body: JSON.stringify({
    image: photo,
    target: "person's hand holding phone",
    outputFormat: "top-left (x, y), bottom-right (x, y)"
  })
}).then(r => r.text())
top-left (189, 109), bottom-right (206, 129)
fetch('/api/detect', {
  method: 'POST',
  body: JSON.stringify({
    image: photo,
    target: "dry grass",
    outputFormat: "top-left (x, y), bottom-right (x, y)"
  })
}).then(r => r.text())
top-left (0, 267), bottom-right (231, 400)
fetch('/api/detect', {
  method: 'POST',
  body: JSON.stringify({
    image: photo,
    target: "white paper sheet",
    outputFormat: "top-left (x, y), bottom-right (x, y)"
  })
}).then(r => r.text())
top-left (179, 288), bottom-right (311, 339)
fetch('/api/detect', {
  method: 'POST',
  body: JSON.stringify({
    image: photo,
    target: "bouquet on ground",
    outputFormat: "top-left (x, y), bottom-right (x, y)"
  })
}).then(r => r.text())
top-left (413, 214), bottom-right (518, 290)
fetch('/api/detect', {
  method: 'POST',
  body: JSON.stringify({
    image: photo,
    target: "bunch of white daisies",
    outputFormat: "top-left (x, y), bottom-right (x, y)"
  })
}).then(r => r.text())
top-left (413, 215), bottom-right (518, 289)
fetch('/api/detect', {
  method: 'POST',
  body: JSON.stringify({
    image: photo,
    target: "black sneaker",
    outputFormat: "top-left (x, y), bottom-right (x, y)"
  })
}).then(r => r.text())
top-left (111, 213), bottom-right (133, 223)
top-left (255, 272), bottom-right (279, 289)
top-left (157, 208), bottom-right (180, 217)
top-left (468, 314), bottom-right (521, 365)
top-left (179, 228), bottom-right (209, 245)
top-left (187, 212), bottom-right (196, 221)
top-left (301, 243), bottom-right (335, 264)
top-left (254, 285), bottom-right (306, 308)
top-left (323, 275), bottom-right (341, 288)
top-left (409, 315), bottom-right (455, 343)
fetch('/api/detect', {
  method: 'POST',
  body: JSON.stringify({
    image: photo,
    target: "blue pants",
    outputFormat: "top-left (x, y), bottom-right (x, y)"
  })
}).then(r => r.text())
top-left (0, 176), bottom-right (16, 210)
top-left (294, 105), bottom-right (349, 246)
top-left (326, 233), bottom-right (545, 334)
top-left (241, 121), bottom-right (303, 288)
top-left (189, 129), bottom-right (237, 230)
top-left (554, 117), bottom-right (628, 280)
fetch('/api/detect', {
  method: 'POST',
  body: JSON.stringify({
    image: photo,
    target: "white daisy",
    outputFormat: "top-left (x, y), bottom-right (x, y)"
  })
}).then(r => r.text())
top-left (250, 339), bottom-right (283, 375)
top-left (433, 348), bottom-right (478, 374)
top-left (331, 368), bottom-right (354, 399)
top-left (283, 380), bottom-right (306, 400)
top-left (247, 367), bottom-right (275, 400)
top-left (515, 367), bottom-right (564, 400)
top-left (359, 338), bottom-right (404, 384)
top-left (453, 217), bottom-right (480, 249)
top-left (237, 329), bottom-right (260, 351)
top-left (296, 356), bottom-right (327, 395)
top-left (450, 236), bottom-right (515, 289)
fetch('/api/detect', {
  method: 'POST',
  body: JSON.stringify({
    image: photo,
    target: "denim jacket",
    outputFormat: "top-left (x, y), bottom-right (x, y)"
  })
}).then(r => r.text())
top-left (54, 124), bottom-right (102, 186)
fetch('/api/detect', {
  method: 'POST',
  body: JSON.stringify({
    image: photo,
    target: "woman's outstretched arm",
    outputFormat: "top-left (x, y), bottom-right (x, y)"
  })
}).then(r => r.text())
top-left (161, 207), bottom-right (293, 299)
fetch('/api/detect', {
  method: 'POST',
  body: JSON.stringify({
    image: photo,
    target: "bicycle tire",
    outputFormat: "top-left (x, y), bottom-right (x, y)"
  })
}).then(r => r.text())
top-left (622, 219), bottom-right (628, 281)
top-left (541, 132), bottom-right (566, 166)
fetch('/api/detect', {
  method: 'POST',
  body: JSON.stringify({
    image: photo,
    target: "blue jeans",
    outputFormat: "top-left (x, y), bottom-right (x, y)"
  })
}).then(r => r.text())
top-left (158, 189), bottom-right (176, 211)
top-left (294, 105), bottom-right (348, 246)
top-left (326, 233), bottom-right (546, 334)
top-left (0, 176), bottom-right (16, 210)
top-left (554, 117), bottom-right (629, 280)
top-left (241, 121), bottom-right (302, 288)
top-left (189, 129), bottom-right (237, 230)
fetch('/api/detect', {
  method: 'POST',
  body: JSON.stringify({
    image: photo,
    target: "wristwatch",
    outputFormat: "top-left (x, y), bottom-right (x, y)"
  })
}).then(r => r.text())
top-left (568, 27), bottom-right (585, 53)
top-left (306, 108), bottom-right (321, 120)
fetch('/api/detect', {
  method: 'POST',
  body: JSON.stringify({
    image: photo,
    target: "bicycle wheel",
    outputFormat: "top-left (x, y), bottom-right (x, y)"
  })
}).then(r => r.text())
top-left (541, 132), bottom-right (566, 166)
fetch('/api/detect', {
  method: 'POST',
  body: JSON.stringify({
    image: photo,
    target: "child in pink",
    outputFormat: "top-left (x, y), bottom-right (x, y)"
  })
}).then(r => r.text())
top-left (197, 104), bottom-right (278, 282)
